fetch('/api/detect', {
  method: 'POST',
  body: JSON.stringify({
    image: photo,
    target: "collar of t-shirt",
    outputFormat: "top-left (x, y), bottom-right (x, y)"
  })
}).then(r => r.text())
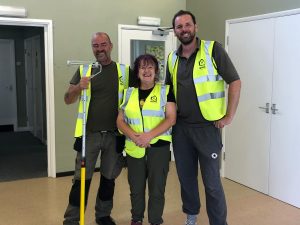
top-left (176, 37), bottom-right (200, 58)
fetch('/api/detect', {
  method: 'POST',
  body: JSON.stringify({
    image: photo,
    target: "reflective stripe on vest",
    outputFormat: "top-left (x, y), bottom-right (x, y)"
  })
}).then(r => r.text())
top-left (74, 62), bottom-right (129, 137)
top-left (120, 84), bottom-right (171, 158)
top-left (167, 40), bottom-right (226, 121)
top-left (74, 64), bottom-right (92, 137)
top-left (117, 63), bottom-right (129, 106)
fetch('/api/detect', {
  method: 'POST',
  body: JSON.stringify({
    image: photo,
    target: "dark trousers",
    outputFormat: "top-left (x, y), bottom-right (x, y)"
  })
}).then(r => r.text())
top-left (63, 132), bottom-right (124, 225)
top-left (126, 144), bottom-right (170, 224)
top-left (172, 123), bottom-right (228, 225)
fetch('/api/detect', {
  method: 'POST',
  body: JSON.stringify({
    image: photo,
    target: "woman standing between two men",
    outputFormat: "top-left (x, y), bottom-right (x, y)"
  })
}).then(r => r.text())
top-left (117, 54), bottom-right (176, 225)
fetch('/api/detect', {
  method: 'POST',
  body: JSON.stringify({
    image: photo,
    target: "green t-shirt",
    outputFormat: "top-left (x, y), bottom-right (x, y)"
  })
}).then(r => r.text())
top-left (70, 61), bottom-right (135, 132)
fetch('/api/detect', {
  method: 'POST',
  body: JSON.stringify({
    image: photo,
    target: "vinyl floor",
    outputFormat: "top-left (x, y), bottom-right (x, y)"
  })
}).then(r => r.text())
top-left (0, 162), bottom-right (299, 225)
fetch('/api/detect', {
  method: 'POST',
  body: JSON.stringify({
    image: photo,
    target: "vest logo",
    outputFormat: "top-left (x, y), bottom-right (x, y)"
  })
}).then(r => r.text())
top-left (150, 95), bottom-right (157, 103)
top-left (211, 153), bottom-right (218, 159)
top-left (199, 59), bottom-right (206, 69)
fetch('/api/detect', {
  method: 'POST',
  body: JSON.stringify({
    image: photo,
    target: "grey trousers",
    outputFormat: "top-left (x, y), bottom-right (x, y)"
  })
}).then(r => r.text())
top-left (127, 144), bottom-right (170, 224)
top-left (63, 132), bottom-right (124, 225)
top-left (172, 123), bottom-right (228, 225)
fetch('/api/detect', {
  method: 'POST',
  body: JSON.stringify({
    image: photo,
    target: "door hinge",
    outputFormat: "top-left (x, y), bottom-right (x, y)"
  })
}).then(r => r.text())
top-left (226, 36), bottom-right (229, 46)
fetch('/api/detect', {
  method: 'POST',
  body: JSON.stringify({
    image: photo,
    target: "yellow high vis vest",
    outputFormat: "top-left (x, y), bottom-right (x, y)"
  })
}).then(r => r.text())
top-left (167, 40), bottom-right (226, 121)
top-left (120, 84), bottom-right (171, 158)
top-left (74, 63), bottom-right (130, 137)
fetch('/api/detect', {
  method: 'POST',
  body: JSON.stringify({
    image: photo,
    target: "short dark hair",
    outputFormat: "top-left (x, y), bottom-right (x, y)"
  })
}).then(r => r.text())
top-left (133, 54), bottom-right (159, 86)
top-left (172, 10), bottom-right (196, 28)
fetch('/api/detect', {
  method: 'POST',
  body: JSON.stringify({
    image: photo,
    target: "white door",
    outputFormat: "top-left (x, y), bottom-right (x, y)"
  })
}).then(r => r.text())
top-left (225, 18), bottom-right (275, 194)
top-left (0, 39), bottom-right (17, 130)
top-left (269, 14), bottom-right (300, 208)
top-left (25, 36), bottom-right (44, 141)
top-left (118, 25), bottom-right (177, 83)
top-left (25, 37), bottom-right (34, 131)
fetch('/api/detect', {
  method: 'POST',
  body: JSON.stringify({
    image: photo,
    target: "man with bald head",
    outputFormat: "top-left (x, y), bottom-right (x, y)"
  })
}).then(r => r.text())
top-left (63, 32), bottom-right (135, 225)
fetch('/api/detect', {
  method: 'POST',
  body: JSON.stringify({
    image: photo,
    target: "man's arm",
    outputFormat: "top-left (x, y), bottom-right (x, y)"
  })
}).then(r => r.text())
top-left (64, 76), bottom-right (90, 105)
top-left (64, 84), bottom-right (82, 105)
top-left (164, 65), bottom-right (172, 85)
top-left (214, 79), bottom-right (241, 128)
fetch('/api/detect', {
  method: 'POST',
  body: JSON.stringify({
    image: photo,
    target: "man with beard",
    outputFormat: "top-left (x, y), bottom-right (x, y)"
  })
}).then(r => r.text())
top-left (165, 10), bottom-right (241, 225)
top-left (63, 32), bottom-right (135, 225)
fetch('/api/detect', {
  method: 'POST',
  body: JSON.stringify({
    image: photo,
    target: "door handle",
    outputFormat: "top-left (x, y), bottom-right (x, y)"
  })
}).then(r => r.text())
top-left (258, 103), bottom-right (270, 113)
top-left (271, 103), bottom-right (279, 114)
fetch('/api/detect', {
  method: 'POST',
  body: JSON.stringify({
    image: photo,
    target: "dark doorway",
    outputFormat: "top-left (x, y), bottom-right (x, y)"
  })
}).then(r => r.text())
top-left (0, 25), bottom-right (47, 181)
top-left (0, 131), bottom-right (47, 182)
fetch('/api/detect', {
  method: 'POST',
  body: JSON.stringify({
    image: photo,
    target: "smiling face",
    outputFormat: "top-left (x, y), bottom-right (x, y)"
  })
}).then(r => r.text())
top-left (134, 54), bottom-right (159, 89)
top-left (174, 14), bottom-right (198, 45)
top-left (91, 33), bottom-right (113, 65)
top-left (138, 59), bottom-right (157, 87)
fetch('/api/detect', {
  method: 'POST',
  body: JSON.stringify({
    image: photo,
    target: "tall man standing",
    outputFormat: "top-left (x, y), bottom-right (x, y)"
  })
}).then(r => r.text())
top-left (63, 32), bottom-right (135, 225)
top-left (166, 10), bottom-right (241, 225)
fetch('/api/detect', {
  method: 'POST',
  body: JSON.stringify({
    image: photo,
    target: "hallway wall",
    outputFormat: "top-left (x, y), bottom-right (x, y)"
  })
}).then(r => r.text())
top-left (0, 0), bottom-right (186, 173)
top-left (187, 0), bottom-right (300, 45)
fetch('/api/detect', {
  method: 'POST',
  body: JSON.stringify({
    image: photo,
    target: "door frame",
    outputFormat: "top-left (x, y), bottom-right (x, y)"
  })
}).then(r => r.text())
top-left (0, 17), bottom-right (56, 177)
top-left (0, 39), bottom-right (17, 130)
top-left (223, 8), bottom-right (300, 177)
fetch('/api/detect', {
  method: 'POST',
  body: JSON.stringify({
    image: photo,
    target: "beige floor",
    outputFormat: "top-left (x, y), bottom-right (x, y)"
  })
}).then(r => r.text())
top-left (0, 162), bottom-right (299, 225)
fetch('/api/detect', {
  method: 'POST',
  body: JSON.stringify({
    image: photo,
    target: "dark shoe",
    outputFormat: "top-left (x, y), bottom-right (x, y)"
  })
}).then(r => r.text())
top-left (96, 216), bottom-right (116, 225)
top-left (131, 221), bottom-right (142, 225)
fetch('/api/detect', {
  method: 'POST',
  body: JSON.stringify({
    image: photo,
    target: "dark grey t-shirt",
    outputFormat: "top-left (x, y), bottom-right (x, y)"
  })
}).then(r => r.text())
top-left (70, 61), bottom-right (135, 132)
top-left (165, 39), bottom-right (240, 127)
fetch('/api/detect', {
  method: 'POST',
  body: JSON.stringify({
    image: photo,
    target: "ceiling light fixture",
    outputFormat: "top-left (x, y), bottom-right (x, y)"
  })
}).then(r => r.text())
top-left (0, 5), bottom-right (27, 18)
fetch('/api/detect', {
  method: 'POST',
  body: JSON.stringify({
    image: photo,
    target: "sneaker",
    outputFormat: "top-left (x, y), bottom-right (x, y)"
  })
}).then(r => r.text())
top-left (185, 221), bottom-right (197, 225)
top-left (131, 221), bottom-right (142, 225)
top-left (96, 216), bottom-right (116, 225)
top-left (185, 214), bottom-right (197, 225)
top-left (185, 222), bottom-right (197, 225)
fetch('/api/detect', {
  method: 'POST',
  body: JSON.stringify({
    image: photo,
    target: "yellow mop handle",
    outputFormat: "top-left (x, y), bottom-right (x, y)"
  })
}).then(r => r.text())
top-left (80, 167), bottom-right (86, 225)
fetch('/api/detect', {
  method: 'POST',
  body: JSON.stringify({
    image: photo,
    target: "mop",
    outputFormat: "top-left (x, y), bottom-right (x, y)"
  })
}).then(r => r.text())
top-left (67, 60), bottom-right (102, 225)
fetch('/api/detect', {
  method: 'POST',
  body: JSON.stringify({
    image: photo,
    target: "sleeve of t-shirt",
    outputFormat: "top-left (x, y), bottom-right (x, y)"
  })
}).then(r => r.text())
top-left (167, 85), bottom-right (175, 103)
top-left (69, 67), bottom-right (81, 85)
top-left (128, 67), bottom-right (138, 87)
top-left (165, 64), bottom-right (172, 85)
top-left (212, 41), bottom-right (240, 84)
